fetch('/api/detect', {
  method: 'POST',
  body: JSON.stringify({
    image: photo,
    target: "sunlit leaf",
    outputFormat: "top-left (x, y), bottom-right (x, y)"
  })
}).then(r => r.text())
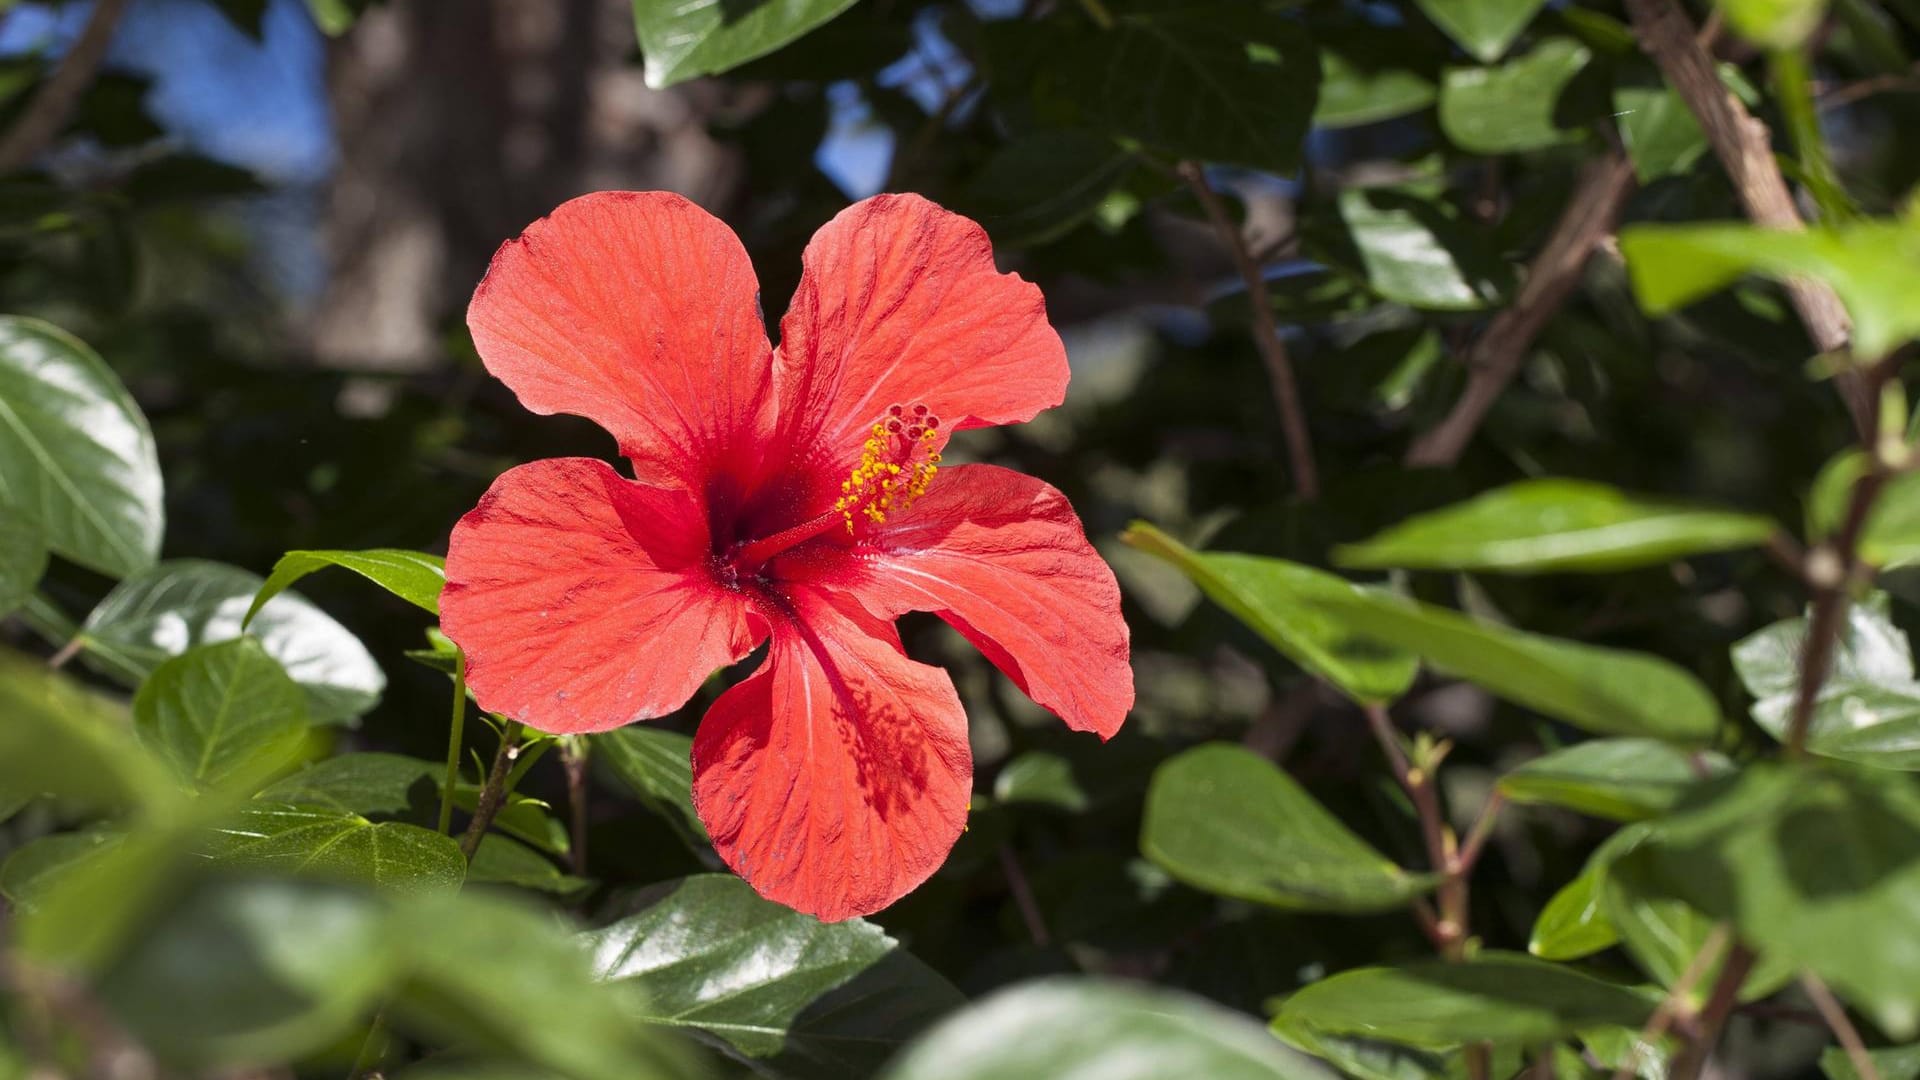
top-left (246, 548), bottom-right (445, 627)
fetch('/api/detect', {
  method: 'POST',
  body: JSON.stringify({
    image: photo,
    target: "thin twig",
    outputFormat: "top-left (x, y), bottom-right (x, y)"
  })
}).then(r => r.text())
top-left (436, 650), bottom-right (467, 836)
top-left (1612, 924), bottom-right (1730, 1080)
top-left (1364, 706), bottom-right (1465, 955)
top-left (1817, 64), bottom-right (1920, 110)
top-left (0, 0), bottom-right (132, 173)
top-left (1801, 973), bottom-right (1883, 1080)
top-left (46, 636), bottom-right (83, 669)
top-left (458, 725), bottom-right (524, 861)
top-left (1455, 789), bottom-right (1506, 875)
top-left (1670, 943), bottom-right (1757, 1080)
top-left (562, 738), bottom-right (590, 877)
top-left (998, 846), bottom-right (1052, 947)
top-left (1407, 151), bottom-right (1636, 467)
top-left (1178, 161), bottom-right (1320, 499)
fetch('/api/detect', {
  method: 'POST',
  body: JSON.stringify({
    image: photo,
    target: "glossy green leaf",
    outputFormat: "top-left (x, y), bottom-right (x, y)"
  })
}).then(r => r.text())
top-left (1414, 0), bottom-right (1548, 62)
top-left (1335, 480), bottom-right (1776, 574)
top-left (1612, 763), bottom-right (1920, 1037)
top-left (585, 874), bottom-right (964, 1079)
top-left (246, 547), bottom-right (445, 627)
top-left (1315, 48), bottom-right (1437, 129)
top-left (1438, 38), bottom-right (1594, 154)
top-left (1621, 213), bottom-right (1920, 361)
top-left (1731, 594), bottom-right (1920, 767)
top-left (1822, 1042), bottom-right (1920, 1080)
top-left (1337, 188), bottom-right (1499, 311)
top-left (1306, 590), bottom-right (1722, 741)
top-left (259, 752), bottom-right (441, 818)
top-left (1529, 859), bottom-right (1617, 960)
top-left (1270, 1017), bottom-right (1453, 1080)
top-left (0, 315), bottom-right (163, 577)
top-left (593, 726), bottom-right (707, 848)
top-left (994, 751), bottom-right (1090, 813)
top-left (468, 834), bottom-right (589, 895)
top-left (1275, 952), bottom-right (1653, 1048)
top-left (79, 559), bottom-right (386, 723)
top-left (0, 515), bottom-right (46, 616)
top-left (1498, 738), bottom-right (1732, 821)
top-left (1143, 744), bottom-right (1438, 913)
top-left (1122, 523), bottom-right (1418, 705)
top-left (885, 978), bottom-right (1333, 1080)
top-left (0, 648), bottom-right (176, 816)
top-left (202, 803), bottom-right (465, 894)
top-left (133, 638), bottom-right (309, 790)
top-left (634, 0), bottom-right (858, 88)
top-left (1613, 78), bottom-right (1707, 182)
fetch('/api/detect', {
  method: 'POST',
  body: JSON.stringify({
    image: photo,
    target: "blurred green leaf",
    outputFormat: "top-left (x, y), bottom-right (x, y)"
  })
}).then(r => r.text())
top-left (1414, 0), bottom-right (1548, 62)
top-left (592, 726), bottom-right (707, 849)
top-left (1275, 952), bottom-right (1654, 1048)
top-left (0, 315), bottom-right (163, 577)
top-left (1336, 188), bottom-right (1500, 311)
top-left (304, 0), bottom-right (376, 35)
top-left (1723, 0), bottom-right (1829, 47)
top-left (995, 751), bottom-right (1090, 813)
top-left (634, 0), bottom-right (858, 88)
top-left (884, 978), bottom-right (1332, 1080)
top-left (0, 828), bottom-right (122, 908)
top-left (1315, 48), bottom-right (1436, 129)
top-left (586, 874), bottom-right (964, 1079)
top-left (1604, 850), bottom-right (1795, 1002)
top-left (1529, 857), bottom-right (1617, 960)
top-left (0, 648), bottom-right (176, 816)
top-left (1306, 590), bottom-right (1722, 741)
top-left (247, 548), bottom-right (445, 627)
top-left (1142, 744), bottom-right (1438, 913)
top-left (1122, 522), bottom-right (1418, 705)
top-left (1269, 1017), bottom-right (1454, 1080)
top-left (1335, 479), bottom-right (1776, 574)
top-left (468, 834), bottom-right (588, 895)
top-left (1498, 738), bottom-right (1733, 821)
top-left (1822, 1042), bottom-right (1920, 1080)
top-left (0, 515), bottom-right (46, 617)
top-left (133, 638), bottom-right (310, 790)
top-left (1438, 38), bottom-right (1594, 154)
top-left (1613, 77), bottom-right (1707, 182)
top-left (80, 559), bottom-right (386, 723)
top-left (1621, 213), bottom-right (1920, 361)
top-left (1731, 594), bottom-right (1920, 767)
top-left (202, 803), bottom-right (465, 894)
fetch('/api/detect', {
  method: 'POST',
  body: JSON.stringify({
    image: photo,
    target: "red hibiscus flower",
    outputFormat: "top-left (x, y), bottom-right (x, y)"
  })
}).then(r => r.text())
top-left (440, 191), bottom-right (1134, 921)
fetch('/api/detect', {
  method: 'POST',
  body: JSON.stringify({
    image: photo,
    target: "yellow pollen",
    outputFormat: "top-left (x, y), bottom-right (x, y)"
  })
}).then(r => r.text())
top-left (834, 405), bottom-right (943, 533)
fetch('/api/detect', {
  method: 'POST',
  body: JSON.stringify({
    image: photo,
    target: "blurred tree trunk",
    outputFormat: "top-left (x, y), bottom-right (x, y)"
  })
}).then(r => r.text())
top-left (309, 0), bottom-right (745, 373)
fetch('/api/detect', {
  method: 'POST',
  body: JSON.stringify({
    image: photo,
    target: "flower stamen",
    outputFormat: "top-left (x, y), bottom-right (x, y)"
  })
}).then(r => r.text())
top-left (835, 403), bottom-right (942, 532)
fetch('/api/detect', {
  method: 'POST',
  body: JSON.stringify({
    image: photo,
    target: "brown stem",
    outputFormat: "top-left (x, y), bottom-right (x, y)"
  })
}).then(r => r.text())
top-left (1364, 705), bottom-right (1465, 956)
top-left (1624, 0), bottom-right (1867, 433)
top-left (46, 636), bottom-right (83, 669)
top-left (0, 0), bottom-right (132, 173)
top-left (998, 845), bottom-right (1052, 947)
top-left (1612, 924), bottom-right (1730, 1080)
top-left (562, 738), bottom-right (590, 876)
top-left (458, 726), bottom-right (523, 861)
top-left (1178, 161), bottom-right (1320, 499)
top-left (1801, 973), bottom-right (1882, 1080)
top-left (1407, 151), bottom-right (1637, 467)
top-left (1670, 943), bottom-right (1757, 1080)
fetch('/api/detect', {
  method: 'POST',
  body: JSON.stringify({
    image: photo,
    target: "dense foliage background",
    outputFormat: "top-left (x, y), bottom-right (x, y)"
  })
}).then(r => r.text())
top-left (5, 0), bottom-right (1920, 1076)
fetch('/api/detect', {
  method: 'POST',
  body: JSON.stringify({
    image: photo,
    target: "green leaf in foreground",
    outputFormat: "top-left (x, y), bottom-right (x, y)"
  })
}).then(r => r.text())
top-left (1335, 479), bottom-right (1776, 574)
top-left (585, 874), bottom-right (962, 1080)
top-left (246, 548), bottom-right (445, 627)
top-left (1275, 952), bottom-right (1653, 1049)
top-left (1143, 744), bottom-right (1437, 913)
top-left (634, 0), bottom-right (858, 88)
top-left (1121, 522), bottom-right (1417, 705)
top-left (202, 804), bottom-right (465, 895)
top-left (0, 648), bottom-right (176, 816)
top-left (1731, 594), bottom-right (1920, 767)
top-left (883, 978), bottom-right (1333, 1080)
top-left (1498, 738), bottom-right (1732, 821)
top-left (133, 638), bottom-right (309, 790)
top-left (0, 515), bottom-right (46, 616)
top-left (1306, 589), bottom-right (1721, 741)
top-left (0, 315), bottom-right (164, 577)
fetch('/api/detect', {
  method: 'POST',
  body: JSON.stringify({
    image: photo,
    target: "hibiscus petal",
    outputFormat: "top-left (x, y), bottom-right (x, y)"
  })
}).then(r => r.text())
top-left (468, 191), bottom-right (773, 490)
top-left (776, 193), bottom-right (1068, 459)
top-left (691, 587), bottom-right (972, 921)
top-left (786, 464), bottom-right (1133, 739)
top-left (442, 457), bottom-right (761, 735)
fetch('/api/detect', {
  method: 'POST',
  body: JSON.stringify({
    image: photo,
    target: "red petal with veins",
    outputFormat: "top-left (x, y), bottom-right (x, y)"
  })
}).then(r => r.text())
top-left (775, 194), bottom-right (1068, 483)
top-left (781, 464), bottom-right (1133, 739)
top-left (442, 458), bottom-right (763, 735)
top-left (691, 587), bottom-right (972, 921)
top-left (467, 191), bottom-right (774, 492)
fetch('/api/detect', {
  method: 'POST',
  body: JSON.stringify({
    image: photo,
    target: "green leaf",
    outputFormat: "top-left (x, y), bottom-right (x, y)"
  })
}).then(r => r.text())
top-left (133, 638), bottom-right (310, 790)
top-left (258, 752), bottom-right (441, 818)
top-left (1025, 1), bottom-right (1320, 175)
top-left (1620, 214), bottom-right (1920, 361)
top-left (1306, 590), bottom-right (1722, 741)
top-left (80, 559), bottom-right (386, 723)
top-left (1603, 851), bottom-right (1795, 1002)
top-left (959, 132), bottom-right (1135, 249)
top-left (1315, 48), bottom-right (1437, 129)
top-left (884, 978), bottom-right (1332, 1080)
top-left (1270, 1017), bottom-right (1453, 1080)
top-left (0, 648), bottom-right (177, 816)
top-left (1613, 78), bottom-right (1708, 182)
top-left (1275, 952), bottom-right (1653, 1049)
top-left (1858, 469), bottom-right (1920, 567)
top-left (1414, 0), bottom-right (1549, 62)
top-left (1723, 0), bottom-right (1829, 47)
top-left (1529, 858), bottom-right (1617, 960)
top-left (633, 0), bottom-right (858, 88)
top-left (304, 0), bottom-right (374, 35)
top-left (98, 877), bottom-right (393, 1069)
top-left (592, 726), bottom-right (707, 848)
top-left (1121, 523), bottom-right (1418, 705)
top-left (1613, 763), bottom-right (1920, 1037)
top-left (1142, 744), bottom-right (1438, 913)
top-left (0, 315), bottom-right (163, 577)
top-left (246, 548), bottom-right (445, 627)
top-left (994, 751), bottom-right (1091, 813)
top-left (1335, 480), bottom-right (1777, 574)
top-left (1731, 594), bottom-right (1920, 767)
top-left (452, 785), bottom-right (569, 855)
top-left (1498, 738), bottom-right (1733, 821)
top-left (1822, 1042), bottom-right (1920, 1080)
top-left (468, 834), bottom-right (589, 895)
top-left (1337, 188), bottom-right (1501, 311)
top-left (0, 515), bottom-right (46, 616)
top-left (586, 874), bottom-right (965, 1079)
top-left (1438, 38), bottom-right (1594, 154)
top-left (202, 804), bottom-right (465, 895)
top-left (0, 828), bottom-right (123, 908)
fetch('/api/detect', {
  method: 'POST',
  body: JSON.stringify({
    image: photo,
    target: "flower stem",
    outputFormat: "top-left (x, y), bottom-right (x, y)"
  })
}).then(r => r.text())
top-left (436, 650), bottom-right (468, 836)
top-left (562, 737), bottom-right (590, 876)
top-left (459, 722), bottom-right (524, 861)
